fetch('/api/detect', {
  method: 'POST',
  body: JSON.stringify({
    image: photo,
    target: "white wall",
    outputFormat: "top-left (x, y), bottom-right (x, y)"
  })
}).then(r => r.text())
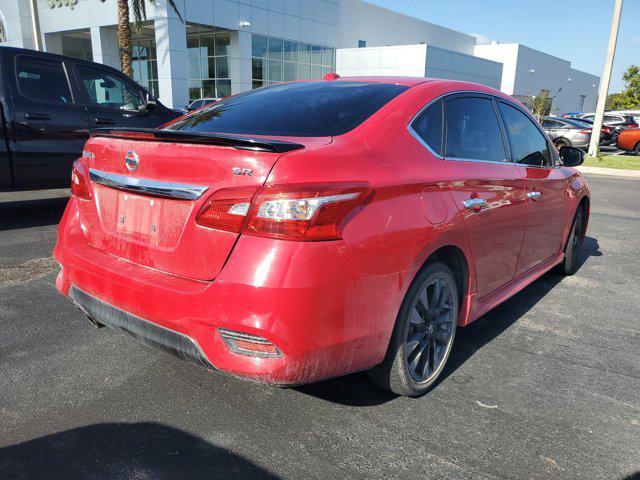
top-left (476, 43), bottom-right (599, 114)
top-left (425, 45), bottom-right (502, 89)
top-left (337, 43), bottom-right (502, 89)
top-left (473, 43), bottom-right (519, 94)
top-left (339, 0), bottom-right (475, 54)
top-left (0, 0), bottom-right (35, 49)
top-left (336, 44), bottom-right (427, 77)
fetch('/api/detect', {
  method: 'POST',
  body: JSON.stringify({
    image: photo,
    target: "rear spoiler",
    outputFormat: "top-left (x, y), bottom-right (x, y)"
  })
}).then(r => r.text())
top-left (90, 128), bottom-right (305, 153)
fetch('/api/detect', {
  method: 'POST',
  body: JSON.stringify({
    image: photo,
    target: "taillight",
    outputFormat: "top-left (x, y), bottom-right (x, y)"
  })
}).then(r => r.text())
top-left (71, 160), bottom-right (92, 200)
top-left (196, 182), bottom-right (373, 241)
top-left (245, 183), bottom-right (372, 241)
top-left (195, 186), bottom-right (258, 233)
top-left (578, 129), bottom-right (592, 135)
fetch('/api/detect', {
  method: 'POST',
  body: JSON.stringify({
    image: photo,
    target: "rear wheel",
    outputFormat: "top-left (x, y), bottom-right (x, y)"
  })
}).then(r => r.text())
top-left (557, 206), bottom-right (585, 276)
top-left (554, 138), bottom-right (571, 149)
top-left (368, 262), bottom-right (458, 397)
top-left (634, 142), bottom-right (640, 156)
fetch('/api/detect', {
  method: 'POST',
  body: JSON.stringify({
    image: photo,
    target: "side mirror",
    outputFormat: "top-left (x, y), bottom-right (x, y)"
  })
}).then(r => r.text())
top-left (559, 146), bottom-right (584, 167)
top-left (144, 92), bottom-right (157, 111)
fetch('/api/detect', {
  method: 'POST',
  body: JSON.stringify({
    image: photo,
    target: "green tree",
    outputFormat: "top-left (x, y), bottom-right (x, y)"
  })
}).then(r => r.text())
top-left (530, 90), bottom-right (553, 118)
top-left (605, 92), bottom-right (632, 110)
top-left (117, 0), bottom-right (183, 78)
top-left (605, 65), bottom-right (640, 110)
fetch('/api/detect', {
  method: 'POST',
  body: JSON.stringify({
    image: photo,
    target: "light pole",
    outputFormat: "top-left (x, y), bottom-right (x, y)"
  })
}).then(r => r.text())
top-left (588, 0), bottom-right (623, 157)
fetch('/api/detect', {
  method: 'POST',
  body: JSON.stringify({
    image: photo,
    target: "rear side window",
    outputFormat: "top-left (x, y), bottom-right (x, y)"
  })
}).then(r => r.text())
top-left (499, 103), bottom-right (551, 167)
top-left (444, 97), bottom-right (506, 162)
top-left (411, 100), bottom-right (443, 155)
top-left (166, 81), bottom-right (409, 137)
top-left (16, 56), bottom-right (72, 104)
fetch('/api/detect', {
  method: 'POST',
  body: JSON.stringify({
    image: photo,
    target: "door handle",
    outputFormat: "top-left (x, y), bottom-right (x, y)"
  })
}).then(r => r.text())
top-left (527, 191), bottom-right (542, 202)
top-left (24, 112), bottom-right (51, 121)
top-left (463, 198), bottom-right (487, 210)
top-left (93, 118), bottom-right (116, 126)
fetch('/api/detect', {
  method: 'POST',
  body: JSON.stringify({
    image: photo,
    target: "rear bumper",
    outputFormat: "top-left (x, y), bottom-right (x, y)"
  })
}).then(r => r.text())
top-left (55, 198), bottom-right (410, 385)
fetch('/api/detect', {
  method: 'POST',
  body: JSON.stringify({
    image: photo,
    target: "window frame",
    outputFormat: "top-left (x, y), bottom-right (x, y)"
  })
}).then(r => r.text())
top-left (14, 54), bottom-right (76, 106)
top-left (408, 98), bottom-right (443, 157)
top-left (496, 99), bottom-right (555, 169)
top-left (73, 63), bottom-right (145, 113)
top-left (407, 91), bottom-right (558, 169)
top-left (442, 93), bottom-right (510, 164)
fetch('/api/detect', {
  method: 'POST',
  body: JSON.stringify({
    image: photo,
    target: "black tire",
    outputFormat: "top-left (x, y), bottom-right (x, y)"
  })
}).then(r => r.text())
top-left (367, 262), bottom-right (458, 397)
top-left (557, 206), bottom-right (585, 276)
top-left (554, 138), bottom-right (571, 149)
top-left (634, 142), bottom-right (640, 156)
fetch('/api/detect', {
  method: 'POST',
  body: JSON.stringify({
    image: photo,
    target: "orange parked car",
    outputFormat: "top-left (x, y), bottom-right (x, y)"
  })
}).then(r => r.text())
top-left (617, 128), bottom-right (640, 155)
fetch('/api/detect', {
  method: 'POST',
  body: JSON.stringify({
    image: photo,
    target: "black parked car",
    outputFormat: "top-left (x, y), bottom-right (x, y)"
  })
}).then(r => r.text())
top-left (579, 114), bottom-right (639, 133)
top-left (0, 47), bottom-right (182, 191)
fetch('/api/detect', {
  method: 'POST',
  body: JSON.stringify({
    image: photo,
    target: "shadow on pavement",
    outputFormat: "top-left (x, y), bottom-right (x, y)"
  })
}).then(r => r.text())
top-left (0, 196), bottom-right (68, 231)
top-left (0, 422), bottom-right (280, 480)
top-left (300, 236), bottom-right (602, 406)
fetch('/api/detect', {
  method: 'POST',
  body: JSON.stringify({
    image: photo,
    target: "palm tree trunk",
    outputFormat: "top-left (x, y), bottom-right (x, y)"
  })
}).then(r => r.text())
top-left (117, 0), bottom-right (134, 78)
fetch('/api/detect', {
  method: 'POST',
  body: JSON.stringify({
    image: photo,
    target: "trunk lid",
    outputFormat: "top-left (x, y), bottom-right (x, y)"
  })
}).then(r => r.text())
top-left (78, 129), bottom-right (327, 281)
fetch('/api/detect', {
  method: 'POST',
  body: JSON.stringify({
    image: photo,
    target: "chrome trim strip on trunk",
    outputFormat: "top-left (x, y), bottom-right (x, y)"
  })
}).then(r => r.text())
top-left (89, 169), bottom-right (209, 200)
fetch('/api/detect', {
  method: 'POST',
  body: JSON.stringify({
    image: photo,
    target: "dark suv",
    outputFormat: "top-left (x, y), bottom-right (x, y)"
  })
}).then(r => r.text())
top-left (0, 47), bottom-right (181, 191)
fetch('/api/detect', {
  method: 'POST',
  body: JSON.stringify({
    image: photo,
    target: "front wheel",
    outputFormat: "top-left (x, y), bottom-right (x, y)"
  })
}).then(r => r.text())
top-left (368, 262), bottom-right (458, 397)
top-left (554, 138), bottom-right (571, 149)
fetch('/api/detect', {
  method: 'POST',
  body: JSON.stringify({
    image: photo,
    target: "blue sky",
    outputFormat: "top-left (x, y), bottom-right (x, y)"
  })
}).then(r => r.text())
top-left (368, 0), bottom-right (639, 92)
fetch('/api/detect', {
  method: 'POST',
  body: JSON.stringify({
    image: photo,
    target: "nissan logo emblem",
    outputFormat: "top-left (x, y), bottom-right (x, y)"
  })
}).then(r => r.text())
top-left (125, 150), bottom-right (139, 172)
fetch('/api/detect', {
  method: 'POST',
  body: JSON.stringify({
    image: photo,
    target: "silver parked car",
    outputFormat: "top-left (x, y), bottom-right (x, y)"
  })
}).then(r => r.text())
top-left (540, 116), bottom-right (614, 149)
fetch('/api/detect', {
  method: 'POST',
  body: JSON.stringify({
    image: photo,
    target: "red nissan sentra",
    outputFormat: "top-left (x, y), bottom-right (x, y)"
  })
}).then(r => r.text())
top-left (54, 76), bottom-right (589, 397)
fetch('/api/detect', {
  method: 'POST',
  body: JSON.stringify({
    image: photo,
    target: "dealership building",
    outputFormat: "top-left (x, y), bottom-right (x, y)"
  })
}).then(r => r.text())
top-left (0, 0), bottom-right (599, 113)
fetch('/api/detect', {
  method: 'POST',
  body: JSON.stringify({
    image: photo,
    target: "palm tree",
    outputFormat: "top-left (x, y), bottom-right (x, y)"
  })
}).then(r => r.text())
top-left (117, 0), bottom-right (183, 78)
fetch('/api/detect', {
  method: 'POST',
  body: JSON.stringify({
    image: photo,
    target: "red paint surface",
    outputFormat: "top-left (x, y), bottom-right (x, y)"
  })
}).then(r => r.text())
top-left (54, 78), bottom-right (590, 385)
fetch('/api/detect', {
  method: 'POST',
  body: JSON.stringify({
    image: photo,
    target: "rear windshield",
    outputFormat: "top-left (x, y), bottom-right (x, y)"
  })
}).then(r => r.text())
top-left (165, 81), bottom-right (410, 137)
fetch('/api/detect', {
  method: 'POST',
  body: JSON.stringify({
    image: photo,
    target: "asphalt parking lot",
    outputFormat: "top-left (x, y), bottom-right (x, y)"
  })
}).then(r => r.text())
top-left (0, 175), bottom-right (638, 480)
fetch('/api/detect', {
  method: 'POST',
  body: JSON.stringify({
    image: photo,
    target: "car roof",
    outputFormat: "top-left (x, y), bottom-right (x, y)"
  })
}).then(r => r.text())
top-left (324, 76), bottom-right (434, 87)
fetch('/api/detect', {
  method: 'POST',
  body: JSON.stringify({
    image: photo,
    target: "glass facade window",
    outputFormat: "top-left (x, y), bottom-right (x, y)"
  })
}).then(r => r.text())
top-left (187, 31), bottom-right (231, 102)
top-left (251, 35), bottom-right (335, 89)
top-left (132, 38), bottom-right (158, 98)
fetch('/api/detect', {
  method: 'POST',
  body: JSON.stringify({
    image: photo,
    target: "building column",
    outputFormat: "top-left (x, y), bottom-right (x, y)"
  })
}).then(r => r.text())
top-left (154, 15), bottom-right (188, 109)
top-left (90, 26), bottom-right (120, 70)
top-left (229, 30), bottom-right (252, 95)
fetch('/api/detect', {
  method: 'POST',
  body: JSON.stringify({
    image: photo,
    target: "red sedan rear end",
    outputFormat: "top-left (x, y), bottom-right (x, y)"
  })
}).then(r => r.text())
top-left (55, 77), bottom-right (590, 396)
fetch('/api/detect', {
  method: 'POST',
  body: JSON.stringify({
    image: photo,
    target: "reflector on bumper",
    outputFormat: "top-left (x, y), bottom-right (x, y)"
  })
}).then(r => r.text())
top-left (218, 328), bottom-right (282, 358)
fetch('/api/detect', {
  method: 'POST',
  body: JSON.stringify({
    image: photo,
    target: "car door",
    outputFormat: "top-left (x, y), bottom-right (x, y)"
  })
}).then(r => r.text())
top-left (443, 94), bottom-right (527, 300)
top-left (11, 54), bottom-right (90, 187)
top-left (73, 63), bottom-right (168, 129)
top-left (497, 101), bottom-right (570, 275)
top-left (541, 118), bottom-right (563, 141)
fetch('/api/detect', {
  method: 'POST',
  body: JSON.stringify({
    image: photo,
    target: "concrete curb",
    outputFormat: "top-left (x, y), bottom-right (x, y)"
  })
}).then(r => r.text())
top-left (577, 166), bottom-right (640, 178)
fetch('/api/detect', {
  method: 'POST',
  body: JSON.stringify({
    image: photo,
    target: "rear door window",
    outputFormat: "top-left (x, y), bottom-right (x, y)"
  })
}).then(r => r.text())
top-left (166, 81), bottom-right (409, 137)
top-left (499, 102), bottom-right (552, 167)
top-left (444, 96), bottom-right (506, 162)
top-left (76, 64), bottom-right (144, 111)
top-left (16, 56), bottom-right (73, 104)
top-left (411, 99), bottom-right (443, 156)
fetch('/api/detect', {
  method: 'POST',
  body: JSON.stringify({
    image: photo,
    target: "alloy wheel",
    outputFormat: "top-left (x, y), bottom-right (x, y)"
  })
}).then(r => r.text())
top-left (405, 278), bottom-right (456, 383)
